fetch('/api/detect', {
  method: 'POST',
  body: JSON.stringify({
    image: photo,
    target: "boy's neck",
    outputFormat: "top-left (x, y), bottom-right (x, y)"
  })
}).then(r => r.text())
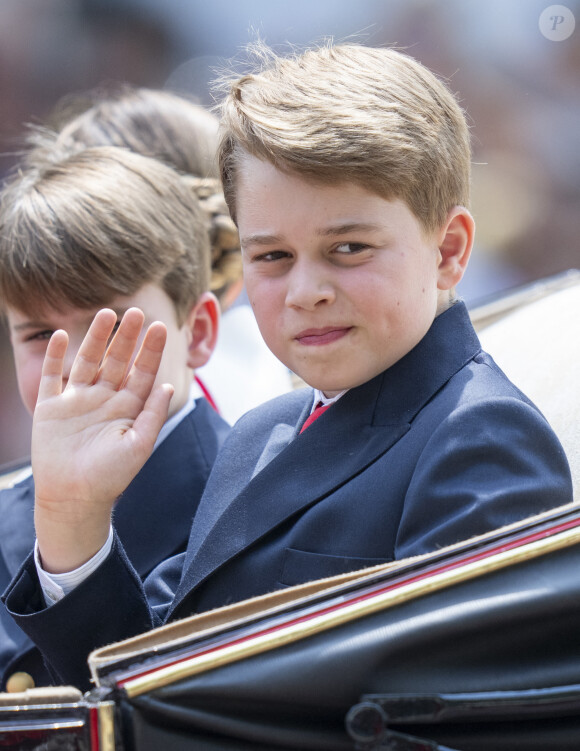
top-left (436, 291), bottom-right (459, 316)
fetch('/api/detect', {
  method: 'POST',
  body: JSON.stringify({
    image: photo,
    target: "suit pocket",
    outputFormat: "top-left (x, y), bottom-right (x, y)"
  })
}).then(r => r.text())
top-left (279, 547), bottom-right (391, 587)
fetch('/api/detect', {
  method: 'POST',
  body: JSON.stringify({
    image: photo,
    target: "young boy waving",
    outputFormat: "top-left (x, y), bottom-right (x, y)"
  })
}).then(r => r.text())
top-left (4, 44), bottom-right (571, 690)
top-left (0, 146), bottom-right (229, 687)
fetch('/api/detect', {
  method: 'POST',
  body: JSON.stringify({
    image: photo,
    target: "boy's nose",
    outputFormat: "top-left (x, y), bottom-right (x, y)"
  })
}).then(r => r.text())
top-left (285, 264), bottom-right (336, 310)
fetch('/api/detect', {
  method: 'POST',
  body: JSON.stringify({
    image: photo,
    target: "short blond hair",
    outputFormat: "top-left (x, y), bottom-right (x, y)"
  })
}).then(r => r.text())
top-left (218, 43), bottom-right (471, 233)
top-left (0, 146), bottom-right (210, 323)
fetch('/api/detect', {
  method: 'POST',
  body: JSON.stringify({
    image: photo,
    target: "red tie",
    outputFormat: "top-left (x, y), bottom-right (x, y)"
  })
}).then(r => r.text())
top-left (300, 402), bottom-right (331, 433)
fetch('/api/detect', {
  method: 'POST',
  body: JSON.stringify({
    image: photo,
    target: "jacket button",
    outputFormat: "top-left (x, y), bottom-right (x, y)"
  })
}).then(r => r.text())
top-left (5, 671), bottom-right (35, 693)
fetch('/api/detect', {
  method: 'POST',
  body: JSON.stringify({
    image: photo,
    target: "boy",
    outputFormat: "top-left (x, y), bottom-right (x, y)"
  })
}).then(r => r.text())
top-left (0, 146), bottom-right (229, 686)
top-left (4, 44), bottom-right (572, 690)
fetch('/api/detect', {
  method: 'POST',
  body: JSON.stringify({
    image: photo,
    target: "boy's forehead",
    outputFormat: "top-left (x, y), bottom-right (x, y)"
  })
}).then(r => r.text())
top-left (236, 156), bottom-right (426, 241)
top-left (237, 153), bottom-right (335, 191)
top-left (4, 282), bottom-right (174, 327)
top-left (6, 303), bottom-right (99, 326)
top-left (236, 154), bottom-right (398, 213)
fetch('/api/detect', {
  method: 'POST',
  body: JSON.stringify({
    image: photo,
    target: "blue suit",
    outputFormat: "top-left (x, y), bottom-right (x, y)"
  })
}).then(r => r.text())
top-left (0, 398), bottom-right (229, 688)
top-left (3, 303), bottom-right (573, 690)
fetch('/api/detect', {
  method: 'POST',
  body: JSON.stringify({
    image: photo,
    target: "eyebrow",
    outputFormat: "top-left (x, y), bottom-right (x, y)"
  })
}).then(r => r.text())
top-left (318, 222), bottom-right (383, 237)
top-left (241, 222), bottom-right (383, 247)
top-left (11, 307), bottom-right (124, 332)
top-left (11, 321), bottom-right (52, 332)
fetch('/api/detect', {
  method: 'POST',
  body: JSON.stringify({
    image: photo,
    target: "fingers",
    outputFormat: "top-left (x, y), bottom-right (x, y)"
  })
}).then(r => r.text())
top-left (68, 309), bottom-right (121, 386)
top-left (132, 382), bottom-right (174, 449)
top-left (37, 330), bottom-right (69, 402)
top-left (65, 307), bottom-right (167, 399)
top-left (97, 308), bottom-right (146, 390)
top-left (123, 321), bottom-right (168, 403)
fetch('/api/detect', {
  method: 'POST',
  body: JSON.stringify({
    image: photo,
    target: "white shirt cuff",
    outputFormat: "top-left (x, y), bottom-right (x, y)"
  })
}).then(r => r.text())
top-left (35, 526), bottom-right (115, 606)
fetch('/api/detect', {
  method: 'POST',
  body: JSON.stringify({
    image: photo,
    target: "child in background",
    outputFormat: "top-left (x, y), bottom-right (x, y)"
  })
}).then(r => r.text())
top-left (25, 86), bottom-right (294, 423)
top-left (0, 146), bottom-right (230, 688)
top-left (4, 43), bottom-right (572, 690)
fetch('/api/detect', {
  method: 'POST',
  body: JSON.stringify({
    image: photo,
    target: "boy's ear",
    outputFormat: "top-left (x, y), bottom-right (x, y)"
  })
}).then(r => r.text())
top-left (185, 291), bottom-right (220, 370)
top-left (436, 206), bottom-right (475, 290)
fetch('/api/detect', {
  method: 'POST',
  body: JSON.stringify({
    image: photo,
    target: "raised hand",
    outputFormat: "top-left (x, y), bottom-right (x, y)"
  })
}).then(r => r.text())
top-left (33, 308), bottom-right (173, 573)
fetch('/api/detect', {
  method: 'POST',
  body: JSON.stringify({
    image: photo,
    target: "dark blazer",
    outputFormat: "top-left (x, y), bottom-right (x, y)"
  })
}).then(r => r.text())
top-left (3, 303), bottom-right (573, 690)
top-left (0, 398), bottom-right (229, 687)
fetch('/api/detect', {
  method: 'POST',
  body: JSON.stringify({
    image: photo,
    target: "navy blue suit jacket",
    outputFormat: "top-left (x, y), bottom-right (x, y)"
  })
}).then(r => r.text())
top-left (0, 398), bottom-right (229, 687)
top-left (3, 303), bottom-right (573, 690)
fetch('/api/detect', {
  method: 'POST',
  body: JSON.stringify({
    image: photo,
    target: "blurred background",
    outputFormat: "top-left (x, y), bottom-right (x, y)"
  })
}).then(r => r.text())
top-left (1, 0), bottom-right (579, 465)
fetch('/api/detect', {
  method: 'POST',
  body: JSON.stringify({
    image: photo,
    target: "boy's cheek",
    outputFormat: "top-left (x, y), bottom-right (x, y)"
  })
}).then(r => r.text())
top-left (12, 354), bottom-right (44, 415)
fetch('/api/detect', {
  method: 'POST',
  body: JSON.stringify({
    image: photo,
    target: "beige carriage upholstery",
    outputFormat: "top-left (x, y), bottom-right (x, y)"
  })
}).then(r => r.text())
top-left (471, 270), bottom-right (580, 499)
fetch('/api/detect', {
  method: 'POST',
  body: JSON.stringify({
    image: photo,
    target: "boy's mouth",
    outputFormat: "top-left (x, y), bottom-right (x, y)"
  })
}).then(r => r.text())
top-left (295, 326), bottom-right (352, 346)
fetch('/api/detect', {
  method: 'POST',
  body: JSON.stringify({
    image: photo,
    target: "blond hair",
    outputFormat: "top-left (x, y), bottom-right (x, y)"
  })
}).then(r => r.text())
top-left (218, 43), bottom-right (471, 233)
top-left (0, 146), bottom-right (210, 324)
top-left (23, 86), bottom-right (241, 305)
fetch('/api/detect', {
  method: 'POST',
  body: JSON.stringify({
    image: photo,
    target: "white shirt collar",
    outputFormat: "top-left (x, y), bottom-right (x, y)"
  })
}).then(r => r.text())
top-left (312, 388), bottom-right (348, 410)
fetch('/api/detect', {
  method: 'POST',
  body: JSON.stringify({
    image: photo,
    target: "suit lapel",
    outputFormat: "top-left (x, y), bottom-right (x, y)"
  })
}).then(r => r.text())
top-left (113, 401), bottom-right (229, 578)
top-left (171, 379), bottom-right (408, 613)
top-left (181, 390), bottom-right (312, 573)
top-left (171, 302), bottom-right (481, 614)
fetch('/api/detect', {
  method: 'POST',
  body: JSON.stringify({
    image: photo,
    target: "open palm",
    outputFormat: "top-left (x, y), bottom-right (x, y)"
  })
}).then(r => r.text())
top-left (32, 308), bottom-right (173, 573)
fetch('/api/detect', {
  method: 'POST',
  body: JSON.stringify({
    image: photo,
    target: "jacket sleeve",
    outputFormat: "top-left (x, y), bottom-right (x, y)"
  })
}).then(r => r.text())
top-left (2, 531), bottom-right (184, 691)
top-left (394, 396), bottom-right (573, 558)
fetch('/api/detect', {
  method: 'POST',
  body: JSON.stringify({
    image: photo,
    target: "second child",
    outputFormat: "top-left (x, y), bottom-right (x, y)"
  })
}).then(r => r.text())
top-left (0, 146), bottom-right (230, 687)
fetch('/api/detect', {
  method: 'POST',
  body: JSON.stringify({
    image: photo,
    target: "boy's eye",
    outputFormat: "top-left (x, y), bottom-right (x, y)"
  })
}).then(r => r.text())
top-left (253, 250), bottom-right (291, 262)
top-left (334, 242), bottom-right (369, 254)
top-left (26, 330), bottom-right (54, 342)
